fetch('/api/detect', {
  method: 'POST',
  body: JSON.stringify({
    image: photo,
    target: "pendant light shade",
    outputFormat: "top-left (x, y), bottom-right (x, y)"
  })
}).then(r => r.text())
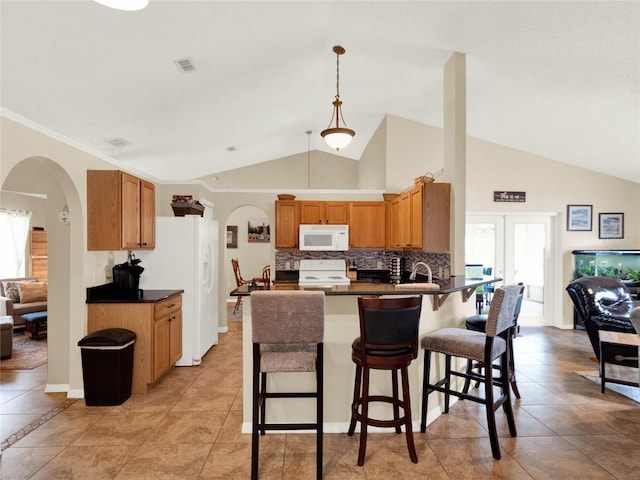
top-left (321, 45), bottom-right (355, 151)
top-left (94, 0), bottom-right (149, 11)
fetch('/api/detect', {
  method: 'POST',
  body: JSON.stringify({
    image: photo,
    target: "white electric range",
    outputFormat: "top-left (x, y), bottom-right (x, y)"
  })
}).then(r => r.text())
top-left (298, 259), bottom-right (351, 286)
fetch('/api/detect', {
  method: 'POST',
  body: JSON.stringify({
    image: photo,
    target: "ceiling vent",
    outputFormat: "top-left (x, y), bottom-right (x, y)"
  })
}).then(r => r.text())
top-left (174, 57), bottom-right (195, 73)
top-left (106, 137), bottom-right (130, 148)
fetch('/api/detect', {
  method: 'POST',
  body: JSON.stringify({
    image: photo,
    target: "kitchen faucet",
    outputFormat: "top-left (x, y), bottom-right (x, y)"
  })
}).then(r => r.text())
top-left (410, 262), bottom-right (433, 283)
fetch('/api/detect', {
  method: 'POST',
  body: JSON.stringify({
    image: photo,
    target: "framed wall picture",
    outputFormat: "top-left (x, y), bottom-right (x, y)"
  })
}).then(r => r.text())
top-left (248, 218), bottom-right (270, 243)
top-left (226, 225), bottom-right (238, 248)
top-left (599, 213), bottom-right (624, 239)
top-left (566, 205), bottom-right (592, 231)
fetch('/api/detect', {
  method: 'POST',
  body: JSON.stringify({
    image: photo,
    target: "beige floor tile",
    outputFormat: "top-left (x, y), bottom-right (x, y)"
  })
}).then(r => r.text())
top-left (0, 389), bottom-right (67, 415)
top-left (70, 411), bottom-right (165, 446)
top-left (172, 386), bottom-right (240, 412)
top-left (145, 411), bottom-right (227, 445)
top-left (199, 440), bottom-right (284, 479)
top-left (522, 404), bottom-right (627, 436)
top-left (114, 443), bottom-right (213, 479)
top-left (12, 411), bottom-right (105, 447)
top-left (28, 445), bottom-right (134, 480)
top-left (0, 412), bottom-right (42, 442)
top-left (562, 434), bottom-right (640, 480)
top-left (0, 371), bottom-right (47, 391)
top-left (0, 446), bottom-right (65, 480)
top-left (503, 436), bottom-right (616, 479)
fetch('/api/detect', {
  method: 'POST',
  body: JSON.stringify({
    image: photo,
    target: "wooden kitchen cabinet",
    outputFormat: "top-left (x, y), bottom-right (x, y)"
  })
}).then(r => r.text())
top-left (349, 201), bottom-right (386, 248)
top-left (275, 200), bottom-right (300, 249)
top-left (87, 170), bottom-right (156, 251)
top-left (388, 182), bottom-right (451, 252)
top-left (387, 197), bottom-right (402, 249)
top-left (299, 201), bottom-right (348, 224)
top-left (152, 297), bottom-right (182, 380)
top-left (87, 295), bottom-right (182, 394)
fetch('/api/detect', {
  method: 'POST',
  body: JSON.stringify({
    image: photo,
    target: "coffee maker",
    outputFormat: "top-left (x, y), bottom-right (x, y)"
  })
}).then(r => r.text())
top-left (389, 256), bottom-right (404, 284)
top-left (112, 251), bottom-right (144, 297)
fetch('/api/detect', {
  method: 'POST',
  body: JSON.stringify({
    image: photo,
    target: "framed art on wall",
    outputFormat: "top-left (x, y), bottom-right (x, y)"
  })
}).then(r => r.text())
top-left (566, 205), bottom-right (592, 231)
top-left (599, 213), bottom-right (624, 239)
top-left (226, 225), bottom-right (238, 248)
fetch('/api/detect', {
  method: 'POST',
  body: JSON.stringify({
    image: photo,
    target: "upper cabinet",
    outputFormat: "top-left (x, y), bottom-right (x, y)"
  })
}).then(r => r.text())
top-left (349, 202), bottom-right (386, 248)
top-left (87, 170), bottom-right (156, 251)
top-left (299, 201), bottom-right (349, 224)
top-left (387, 182), bottom-right (451, 252)
top-left (275, 200), bottom-right (300, 249)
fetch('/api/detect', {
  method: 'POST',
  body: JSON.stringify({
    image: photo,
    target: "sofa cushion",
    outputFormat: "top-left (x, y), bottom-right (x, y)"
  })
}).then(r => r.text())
top-left (1, 280), bottom-right (37, 303)
top-left (18, 282), bottom-right (47, 303)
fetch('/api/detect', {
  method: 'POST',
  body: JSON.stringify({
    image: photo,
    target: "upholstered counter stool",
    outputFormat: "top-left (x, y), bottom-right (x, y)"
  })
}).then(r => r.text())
top-left (1, 315), bottom-right (14, 359)
top-left (250, 290), bottom-right (325, 480)
top-left (348, 296), bottom-right (423, 466)
top-left (420, 285), bottom-right (521, 460)
top-left (463, 283), bottom-right (524, 398)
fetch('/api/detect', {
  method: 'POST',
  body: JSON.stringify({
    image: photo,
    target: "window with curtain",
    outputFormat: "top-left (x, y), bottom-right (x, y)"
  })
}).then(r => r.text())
top-left (0, 209), bottom-right (33, 278)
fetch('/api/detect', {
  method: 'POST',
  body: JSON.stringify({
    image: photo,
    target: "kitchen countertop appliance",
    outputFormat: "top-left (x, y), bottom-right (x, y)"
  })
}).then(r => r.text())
top-left (298, 259), bottom-right (351, 286)
top-left (390, 256), bottom-right (404, 284)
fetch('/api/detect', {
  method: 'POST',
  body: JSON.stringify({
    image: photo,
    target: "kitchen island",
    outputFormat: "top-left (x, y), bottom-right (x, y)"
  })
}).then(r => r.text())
top-left (232, 276), bottom-right (501, 434)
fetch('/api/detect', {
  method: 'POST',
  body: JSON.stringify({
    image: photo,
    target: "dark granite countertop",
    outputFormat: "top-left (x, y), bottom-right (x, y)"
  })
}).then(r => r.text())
top-left (86, 283), bottom-right (184, 303)
top-left (232, 276), bottom-right (501, 297)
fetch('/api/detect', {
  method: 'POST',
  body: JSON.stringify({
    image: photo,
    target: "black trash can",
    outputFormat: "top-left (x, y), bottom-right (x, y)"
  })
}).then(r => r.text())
top-left (78, 328), bottom-right (136, 406)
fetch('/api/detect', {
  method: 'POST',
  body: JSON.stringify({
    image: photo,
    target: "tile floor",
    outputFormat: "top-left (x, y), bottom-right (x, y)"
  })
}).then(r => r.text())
top-left (2, 320), bottom-right (640, 479)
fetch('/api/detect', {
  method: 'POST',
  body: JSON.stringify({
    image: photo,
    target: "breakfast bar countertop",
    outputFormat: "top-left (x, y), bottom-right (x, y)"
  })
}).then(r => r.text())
top-left (231, 276), bottom-right (501, 311)
top-left (231, 275), bottom-right (501, 296)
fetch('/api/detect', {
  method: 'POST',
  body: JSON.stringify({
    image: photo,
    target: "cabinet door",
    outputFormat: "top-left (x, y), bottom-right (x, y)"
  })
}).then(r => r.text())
top-left (387, 198), bottom-right (401, 249)
top-left (121, 172), bottom-right (141, 250)
top-left (299, 201), bottom-right (324, 224)
top-left (275, 201), bottom-right (299, 248)
top-left (325, 202), bottom-right (349, 224)
top-left (399, 192), bottom-right (411, 248)
top-left (140, 180), bottom-right (156, 249)
top-left (170, 309), bottom-right (182, 366)
top-left (423, 183), bottom-right (451, 252)
top-left (409, 186), bottom-right (423, 249)
top-left (349, 202), bottom-right (386, 248)
top-left (153, 315), bottom-right (171, 380)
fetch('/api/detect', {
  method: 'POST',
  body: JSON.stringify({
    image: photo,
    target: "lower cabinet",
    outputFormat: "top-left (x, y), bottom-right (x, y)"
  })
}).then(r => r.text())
top-left (87, 294), bottom-right (183, 394)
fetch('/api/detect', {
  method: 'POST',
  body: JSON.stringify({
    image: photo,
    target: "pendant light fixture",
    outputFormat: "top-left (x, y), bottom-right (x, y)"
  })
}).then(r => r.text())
top-left (320, 45), bottom-right (355, 151)
top-left (94, 0), bottom-right (149, 11)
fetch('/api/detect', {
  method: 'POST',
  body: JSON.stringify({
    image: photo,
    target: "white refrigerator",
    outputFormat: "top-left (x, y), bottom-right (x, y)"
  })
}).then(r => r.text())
top-left (138, 216), bottom-right (218, 366)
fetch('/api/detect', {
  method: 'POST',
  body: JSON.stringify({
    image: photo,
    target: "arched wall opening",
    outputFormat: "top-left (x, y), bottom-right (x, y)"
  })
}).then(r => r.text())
top-left (1, 156), bottom-right (83, 394)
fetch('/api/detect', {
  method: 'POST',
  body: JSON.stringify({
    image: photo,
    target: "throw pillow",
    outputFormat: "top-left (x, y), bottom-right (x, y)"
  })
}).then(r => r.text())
top-left (18, 282), bottom-right (47, 303)
top-left (2, 280), bottom-right (36, 303)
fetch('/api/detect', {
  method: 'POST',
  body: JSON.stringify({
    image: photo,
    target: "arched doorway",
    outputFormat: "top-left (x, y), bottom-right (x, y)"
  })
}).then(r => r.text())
top-left (223, 205), bottom-right (272, 318)
top-left (2, 156), bottom-right (82, 393)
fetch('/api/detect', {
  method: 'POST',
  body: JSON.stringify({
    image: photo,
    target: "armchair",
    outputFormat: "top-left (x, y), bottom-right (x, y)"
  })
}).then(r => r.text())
top-left (566, 276), bottom-right (637, 367)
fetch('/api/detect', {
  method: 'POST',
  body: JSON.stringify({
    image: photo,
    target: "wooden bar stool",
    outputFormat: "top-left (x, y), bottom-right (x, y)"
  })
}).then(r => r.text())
top-left (250, 290), bottom-right (325, 480)
top-left (347, 296), bottom-right (423, 466)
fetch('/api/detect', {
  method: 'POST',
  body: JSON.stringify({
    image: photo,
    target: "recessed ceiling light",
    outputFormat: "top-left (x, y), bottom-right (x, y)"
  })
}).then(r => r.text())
top-left (94, 0), bottom-right (149, 12)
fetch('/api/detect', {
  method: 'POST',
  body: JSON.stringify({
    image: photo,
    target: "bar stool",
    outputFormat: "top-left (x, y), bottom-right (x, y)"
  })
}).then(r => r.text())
top-left (250, 290), bottom-right (325, 480)
top-left (347, 296), bottom-right (423, 466)
top-left (463, 283), bottom-right (524, 398)
top-left (420, 284), bottom-right (521, 460)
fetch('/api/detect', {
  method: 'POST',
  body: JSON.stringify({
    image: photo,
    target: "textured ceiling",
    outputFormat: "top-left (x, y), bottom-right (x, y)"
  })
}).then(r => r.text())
top-left (1, 1), bottom-right (639, 184)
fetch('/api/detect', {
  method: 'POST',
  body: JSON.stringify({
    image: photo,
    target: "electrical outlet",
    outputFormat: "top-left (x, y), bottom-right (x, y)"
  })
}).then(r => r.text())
top-left (377, 261), bottom-right (383, 269)
top-left (285, 261), bottom-right (291, 269)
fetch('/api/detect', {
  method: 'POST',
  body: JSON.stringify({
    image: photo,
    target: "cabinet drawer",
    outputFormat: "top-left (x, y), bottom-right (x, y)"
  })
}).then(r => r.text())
top-left (154, 296), bottom-right (182, 318)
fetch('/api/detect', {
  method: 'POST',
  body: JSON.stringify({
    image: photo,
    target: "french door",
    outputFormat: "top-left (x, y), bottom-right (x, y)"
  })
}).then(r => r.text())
top-left (466, 214), bottom-right (554, 326)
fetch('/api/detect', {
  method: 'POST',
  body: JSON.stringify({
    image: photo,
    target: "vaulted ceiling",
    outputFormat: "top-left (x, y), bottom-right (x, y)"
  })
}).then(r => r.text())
top-left (2, 1), bottom-right (638, 183)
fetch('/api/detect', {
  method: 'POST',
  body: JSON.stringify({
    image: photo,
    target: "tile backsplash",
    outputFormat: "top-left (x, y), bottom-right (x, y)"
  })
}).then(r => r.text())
top-left (275, 250), bottom-right (451, 277)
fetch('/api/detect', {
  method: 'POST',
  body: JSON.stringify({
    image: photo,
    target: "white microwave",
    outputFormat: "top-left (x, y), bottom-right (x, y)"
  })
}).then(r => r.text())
top-left (299, 224), bottom-right (349, 251)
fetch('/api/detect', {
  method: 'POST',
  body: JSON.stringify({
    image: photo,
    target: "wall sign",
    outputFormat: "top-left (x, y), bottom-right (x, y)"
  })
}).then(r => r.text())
top-left (494, 191), bottom-right (526, 203)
